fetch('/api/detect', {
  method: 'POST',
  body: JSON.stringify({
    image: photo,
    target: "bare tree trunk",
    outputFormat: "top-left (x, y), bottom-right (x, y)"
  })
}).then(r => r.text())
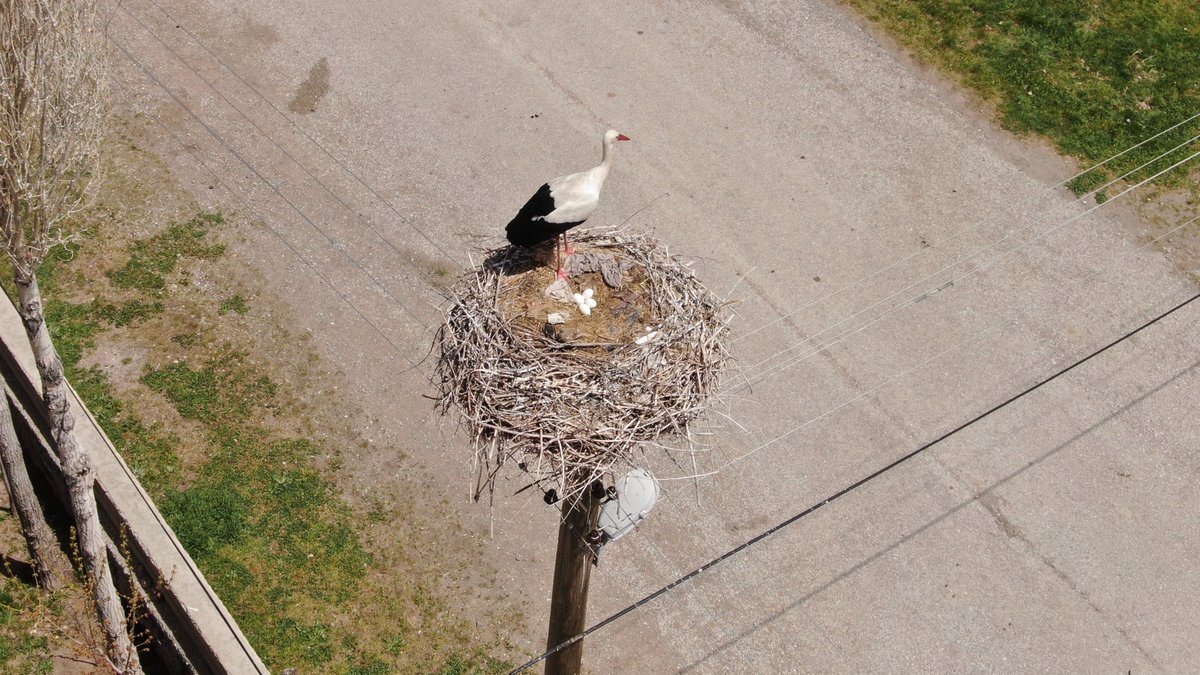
top-left (0, 388), bottom-right (69, 590)
top-left (16, 275), bottom-right (141, 674)
top-left (2, 0), bottom-right (139, 670)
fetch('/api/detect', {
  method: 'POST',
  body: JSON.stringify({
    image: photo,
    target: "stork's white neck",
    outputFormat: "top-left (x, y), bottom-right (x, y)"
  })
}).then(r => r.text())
top-left (594, 135), bottom-right (616, 183)
top-left (603, 134), bottom-right (616, 164)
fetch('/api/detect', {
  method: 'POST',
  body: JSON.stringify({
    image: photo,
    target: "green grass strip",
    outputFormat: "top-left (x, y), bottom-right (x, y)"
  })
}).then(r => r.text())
top-left (845, 0), bottom-right (1200, 193)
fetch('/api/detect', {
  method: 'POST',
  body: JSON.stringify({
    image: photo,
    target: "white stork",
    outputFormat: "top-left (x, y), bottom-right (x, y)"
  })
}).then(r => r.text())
top-left (506, 129), bottom-right (631, 278)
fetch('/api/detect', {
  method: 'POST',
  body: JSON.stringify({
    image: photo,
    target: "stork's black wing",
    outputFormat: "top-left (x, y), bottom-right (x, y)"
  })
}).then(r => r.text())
top-left (506, 184), bottom-right (561, 246)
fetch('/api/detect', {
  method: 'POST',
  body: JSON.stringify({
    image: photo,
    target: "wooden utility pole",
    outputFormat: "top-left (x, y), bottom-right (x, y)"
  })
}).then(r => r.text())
top-left (545, 484), bottom-right (602, 675)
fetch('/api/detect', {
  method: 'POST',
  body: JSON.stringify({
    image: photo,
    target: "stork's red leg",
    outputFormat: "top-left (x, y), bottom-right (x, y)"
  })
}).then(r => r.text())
top-left (564, 231), bottom-right (575, 257)
top-left (555, 234), bottom-right (567, 280)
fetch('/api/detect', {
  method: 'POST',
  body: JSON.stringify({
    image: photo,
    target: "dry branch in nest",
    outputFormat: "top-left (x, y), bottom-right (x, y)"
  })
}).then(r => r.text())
top-left (434, 230), bottom-right (730, 503)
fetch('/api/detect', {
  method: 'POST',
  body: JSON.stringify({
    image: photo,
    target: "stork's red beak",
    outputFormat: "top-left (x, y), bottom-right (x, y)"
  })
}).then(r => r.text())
top-left (617, 134), bottom-right (631, 141)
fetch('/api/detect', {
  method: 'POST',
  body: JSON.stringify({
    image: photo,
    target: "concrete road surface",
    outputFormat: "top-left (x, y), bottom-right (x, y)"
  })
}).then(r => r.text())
top-left (108, 0), bottom-right (1200, 671)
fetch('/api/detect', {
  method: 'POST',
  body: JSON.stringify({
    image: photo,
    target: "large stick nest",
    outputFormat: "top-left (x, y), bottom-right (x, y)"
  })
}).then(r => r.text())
top-left (434, 231), bottom-right (730, 501)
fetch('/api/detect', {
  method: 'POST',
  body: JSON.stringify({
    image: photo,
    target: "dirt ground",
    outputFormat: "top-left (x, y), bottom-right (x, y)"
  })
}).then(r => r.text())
top-left (103, 119), bottom-right (527, 666)
top-left (0, 113), bottom-right (524, 672)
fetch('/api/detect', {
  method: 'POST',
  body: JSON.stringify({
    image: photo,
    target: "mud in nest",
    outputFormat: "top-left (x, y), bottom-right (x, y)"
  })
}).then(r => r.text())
top-left (434, 231), bottom-right (730, 501)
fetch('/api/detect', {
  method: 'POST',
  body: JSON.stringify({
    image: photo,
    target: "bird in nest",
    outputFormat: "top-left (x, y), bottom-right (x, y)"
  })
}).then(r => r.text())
top-left (506, 129), bottom-right (631, 279)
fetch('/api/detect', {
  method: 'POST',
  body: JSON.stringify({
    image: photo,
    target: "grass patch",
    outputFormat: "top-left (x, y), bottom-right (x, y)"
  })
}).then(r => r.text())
top-left (107, 213), bottom-right (225, 294)
top-left (19, 205), bottom-right (514, 672)
top-left (91, 298), bottom-right (164, 327)
top-left (160, 486), bottom-right (251, 559)
top-left (141, 349), bottom-right (276, 425)
top-left (219, 293), bottom-right (250, 315)
top-left (21, 241), bottom-right (184, 500)
top-left (42, 297), bottom-right (161, 364)
top-left (144, 368), bottom-right (374, 668)
top-left (0, 577), bottom-right (54, 675)
top-left (843, 0), bottom-right (1200, 193)
top-left (71, 365), bottom-right (182, 500)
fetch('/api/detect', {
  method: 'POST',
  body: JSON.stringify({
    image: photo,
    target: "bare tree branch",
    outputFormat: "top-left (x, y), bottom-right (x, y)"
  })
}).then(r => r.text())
top-left (0, 0), bottom-right (105, 280)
